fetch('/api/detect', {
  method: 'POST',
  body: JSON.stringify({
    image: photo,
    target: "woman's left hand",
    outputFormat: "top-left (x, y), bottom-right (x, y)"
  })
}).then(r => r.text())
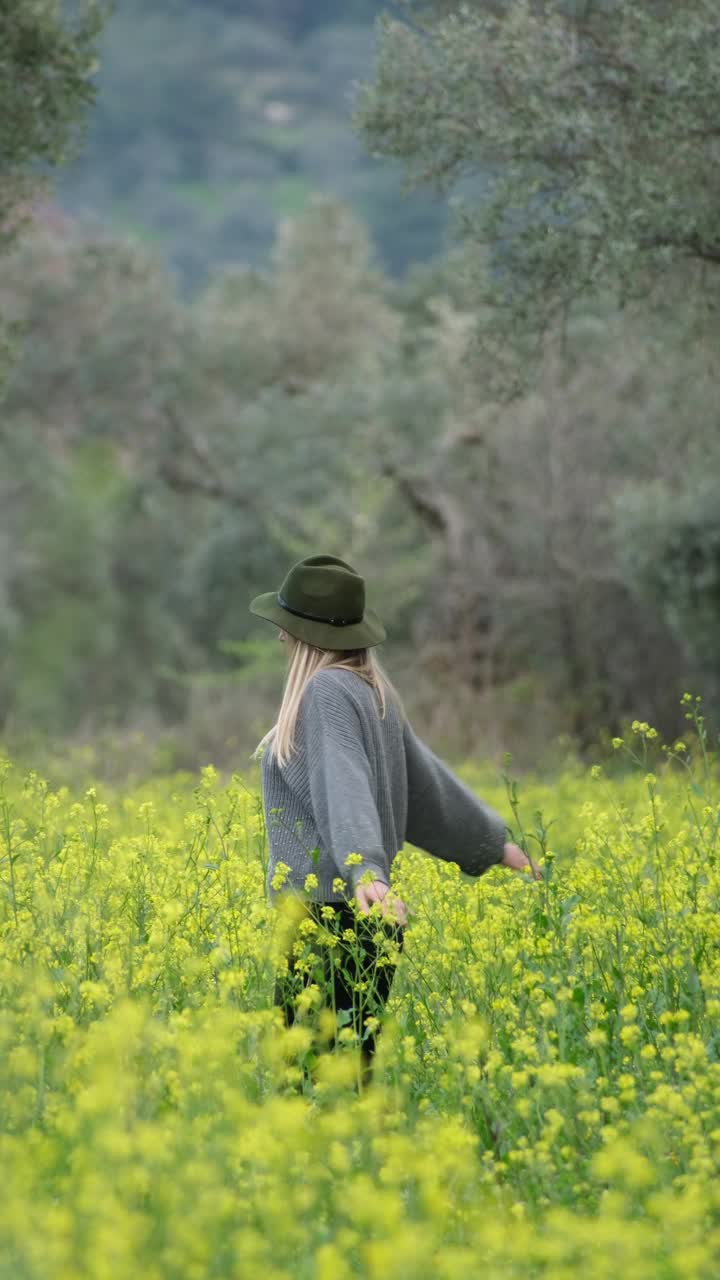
top-left (356, 879), bottom-right (408, 926)
top-left (502, 841), bottom-right (542, 880)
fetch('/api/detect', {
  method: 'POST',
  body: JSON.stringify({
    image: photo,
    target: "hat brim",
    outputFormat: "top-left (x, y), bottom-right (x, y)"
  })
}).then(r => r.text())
top-left (249, 592), bottom-right (386, 649)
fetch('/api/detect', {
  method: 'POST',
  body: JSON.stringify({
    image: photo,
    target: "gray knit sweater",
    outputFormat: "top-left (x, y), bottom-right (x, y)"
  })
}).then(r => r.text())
top-left (260, 667), bottom-right (507, 903)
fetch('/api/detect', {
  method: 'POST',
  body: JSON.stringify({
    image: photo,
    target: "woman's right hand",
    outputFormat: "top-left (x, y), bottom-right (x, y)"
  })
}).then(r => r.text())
top-left (502, 841), bottom-right (543, 880)
top-left (355, 879), bottom-right (408, 926)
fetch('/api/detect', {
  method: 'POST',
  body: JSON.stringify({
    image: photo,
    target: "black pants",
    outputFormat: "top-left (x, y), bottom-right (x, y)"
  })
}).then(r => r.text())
top-left (274, 900), bottom-right (405, 1074)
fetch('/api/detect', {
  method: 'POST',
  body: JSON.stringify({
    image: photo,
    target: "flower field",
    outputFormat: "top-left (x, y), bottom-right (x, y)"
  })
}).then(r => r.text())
top-left (2, 704), bottom-right (720, 1279)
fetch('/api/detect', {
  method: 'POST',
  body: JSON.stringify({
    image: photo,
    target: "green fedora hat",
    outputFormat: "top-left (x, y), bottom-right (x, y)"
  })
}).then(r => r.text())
top-left (249, 554), bottom-right (386, 650)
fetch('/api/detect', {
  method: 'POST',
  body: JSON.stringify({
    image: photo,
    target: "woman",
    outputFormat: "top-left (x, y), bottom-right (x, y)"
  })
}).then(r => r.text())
top-left (250, 553), bottom-right (540, 1087)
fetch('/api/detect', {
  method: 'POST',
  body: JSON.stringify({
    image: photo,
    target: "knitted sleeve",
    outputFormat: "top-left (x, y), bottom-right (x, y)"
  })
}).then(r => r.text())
top-left (296, 672), bottom-right (392, 891)
top-left (403, 719), bottom-right (507, 876)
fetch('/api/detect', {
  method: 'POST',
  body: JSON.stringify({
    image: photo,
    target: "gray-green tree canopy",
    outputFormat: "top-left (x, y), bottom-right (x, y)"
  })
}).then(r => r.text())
top-left (0, 0), bottom-right (104, 238)
top-left (356, 0), bottom-right (720, 690)
top-left (0, 0), bottom-right (104, 385)
top-left (356, 0), bottom-right (720, 364)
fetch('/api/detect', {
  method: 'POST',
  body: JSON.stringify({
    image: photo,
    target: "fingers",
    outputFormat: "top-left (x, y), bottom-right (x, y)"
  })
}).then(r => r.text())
top-left (355, 880), bottom-right (408, 926)
top-left (355, 883), bottom-right (384, 915)
top-left (522, 850), bottom-right (543, 881)
top-left (519, 852), bottom-right (542, 881)
top-left (358, 880), bottom-right (388, 912)
top-left (355, 884), bottom-right (370, 914)
top-left (384, 891), bottom-right (408, 926)
top-left (503, 842), bottom-right (545, 881)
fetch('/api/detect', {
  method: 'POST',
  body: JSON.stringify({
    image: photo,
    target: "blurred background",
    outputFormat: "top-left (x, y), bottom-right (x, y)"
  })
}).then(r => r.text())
top-left (1, 0), bottom-right (718, 779)
top-left (56, 0), bottom-right (447, 286)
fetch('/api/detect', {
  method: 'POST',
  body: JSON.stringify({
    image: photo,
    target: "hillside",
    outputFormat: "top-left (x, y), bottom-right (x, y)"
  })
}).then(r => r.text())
top-left (57, 0), bottom-right (448, 286)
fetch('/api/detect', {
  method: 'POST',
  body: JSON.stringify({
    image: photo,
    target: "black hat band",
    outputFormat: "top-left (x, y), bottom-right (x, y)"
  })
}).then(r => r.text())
top-left (277, 592), bottom-right (363, 627)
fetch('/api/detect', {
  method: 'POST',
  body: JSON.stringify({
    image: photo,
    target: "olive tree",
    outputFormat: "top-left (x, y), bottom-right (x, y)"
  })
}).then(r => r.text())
top-left (0, 0), bottom-right (103, 242)
top-left (357, 0), bottom-right (720, 354)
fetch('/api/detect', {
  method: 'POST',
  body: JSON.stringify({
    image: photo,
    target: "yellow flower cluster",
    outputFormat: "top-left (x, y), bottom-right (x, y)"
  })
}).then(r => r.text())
top-left (0, 726), bottom-right (719, 1278)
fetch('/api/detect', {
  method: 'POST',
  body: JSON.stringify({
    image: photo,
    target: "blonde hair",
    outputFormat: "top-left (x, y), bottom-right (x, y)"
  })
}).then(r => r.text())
top-left (253, 634), bottom-right (402, 769)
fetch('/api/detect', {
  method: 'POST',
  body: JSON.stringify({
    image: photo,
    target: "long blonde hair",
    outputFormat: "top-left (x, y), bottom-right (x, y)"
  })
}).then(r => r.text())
top-left (253, 635), bottom-right (403, 769)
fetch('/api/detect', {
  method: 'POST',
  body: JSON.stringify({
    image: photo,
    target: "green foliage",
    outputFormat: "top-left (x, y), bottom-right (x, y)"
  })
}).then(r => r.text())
top-left (2, 438), bottom-right (189, 732)
top-left (0, 0), bottom-right (105, 382)
top-left (0, 205), bottom-right (434, 741)
top-left (356, 0), bottom-right (720, 363)
top-left (58, 0), bottom-right (446, 285)
top-left (1, 199), bottom-right (717, 761)
top-left (6, 0), bottom-right (720, 768)
top-left (0, 0), bottom-right (103, 182)
top-left (191, 0), bottom-right (384, 36)
top-left (0, 227), bottom-right (193, 731)
top-left (613, 473), bottom-right (720, 670)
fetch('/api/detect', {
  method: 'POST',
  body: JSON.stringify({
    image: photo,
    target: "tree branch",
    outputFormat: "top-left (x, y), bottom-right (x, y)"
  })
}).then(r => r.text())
top-left (160, 404), bottom-right (259, 511)
top-left (642, 233), bottom-right (720, 266)
top-left (381, 458), bottom-right (448, 532)
top-left (381, 456), bottom-right (471, 565)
